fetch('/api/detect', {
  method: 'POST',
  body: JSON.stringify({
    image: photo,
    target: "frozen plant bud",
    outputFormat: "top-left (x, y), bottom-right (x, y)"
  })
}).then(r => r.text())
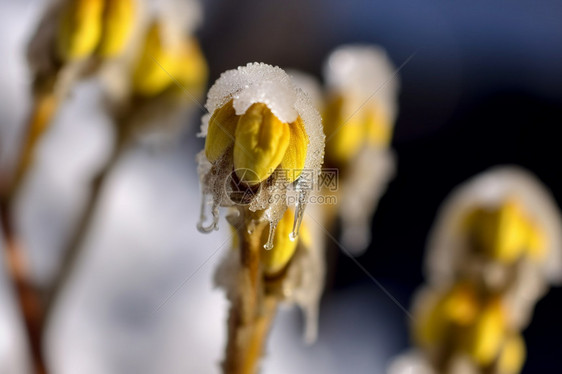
top-left (322, 45), bottom-right (399, 254)
top-left (323, 45), bottom-right (399, 164)
top-left (427, 166), bottom-right (562, 287)
top-left (197, 63), bottom-right (324, 249)
top-left (132, 21), bottom-right (208, 97)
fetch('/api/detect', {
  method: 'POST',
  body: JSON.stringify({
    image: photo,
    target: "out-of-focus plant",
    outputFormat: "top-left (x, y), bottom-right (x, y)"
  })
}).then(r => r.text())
top-left (0, 1), bottom-right (138, 372)
top-left (321, 45), bottom-right (399, 254)
top-left (0, 1), bottom-right (207, 373)
top-left (389, 167), bottom-right (562, 374)
top-left (47, 2), bottom-right (208, 321)
top-left (197, 63), bottom-right (325, 373)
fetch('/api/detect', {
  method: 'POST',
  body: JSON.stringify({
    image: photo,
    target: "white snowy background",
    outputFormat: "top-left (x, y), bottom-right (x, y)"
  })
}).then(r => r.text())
top-left (0, 1), bottom-right (405, 373)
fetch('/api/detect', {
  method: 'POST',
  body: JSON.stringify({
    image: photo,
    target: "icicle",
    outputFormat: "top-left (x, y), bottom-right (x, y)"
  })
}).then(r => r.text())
top-left (290, 189), bottom-right (307, 241)
top-left (197, 193), bottom-right (220, 233)
top-left (264, 222), bottom-right (277, 250)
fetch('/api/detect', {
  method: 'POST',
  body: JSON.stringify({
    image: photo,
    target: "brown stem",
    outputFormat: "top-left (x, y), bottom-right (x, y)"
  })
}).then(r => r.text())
top-left (0, 90), bottom-right (59, 374)
top-left (43, 125), bottom-right (129, 324)
top-left (5, 92), bottom-right (58, 201)
top-left (223, 215), bottom-right (278, 374)
top-left (0, 204), bottom-right (47, 374)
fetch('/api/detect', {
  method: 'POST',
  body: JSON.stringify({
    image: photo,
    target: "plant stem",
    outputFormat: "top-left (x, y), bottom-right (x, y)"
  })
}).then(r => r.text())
top-left (0, 91), bottom-right (58, 374)
top-left (0, 205), bottom-right (46, 374)
top-left (223, 215), bottom-right (278, 374)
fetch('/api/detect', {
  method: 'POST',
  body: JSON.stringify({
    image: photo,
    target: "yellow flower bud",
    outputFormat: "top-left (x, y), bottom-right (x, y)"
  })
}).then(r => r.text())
top-left (323, 95), bottom-right (363, 164)
top-left (465, 299), bottom-right (506, 366)
top-left (442, 283), bottom-right (479, 326)
top-left (279, 116), bottom-right (309, 182)
top-left (169, 37), bottom-right (208, 94)
top-left (261, 208), bottom-right (299, 276)
top-left (97, 0), bottom-right (136, 57)
top-left (323, 95), bottom-right (392, 165)
top-left (497, 333), bottom-right (526, 374)
top-left (132, 23), bottom-right (176, 96)
top-left (57, 0), bottom-right (104, 61)
top-left (464, 200), bottom-right (546, 264)
top-left (414, 283), bottom-right (478, 347)
top-left (233, 103), bottom-right (290, 185)
top-left (205, 100), bottom-right (239, 163)
top-left (132, 23), bottom-right (207, 97)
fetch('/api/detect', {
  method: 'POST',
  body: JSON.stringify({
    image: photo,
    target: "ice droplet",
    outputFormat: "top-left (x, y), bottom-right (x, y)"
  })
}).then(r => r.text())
top-left (264, 222), bottom-right (277, 250)
top-left (290, 189), bottom-right (307, 241)
top-left (197, 193), bottom-right (220, 233)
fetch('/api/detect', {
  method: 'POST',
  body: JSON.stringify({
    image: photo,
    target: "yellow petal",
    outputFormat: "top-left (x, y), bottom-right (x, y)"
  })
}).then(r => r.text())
top-left (261, 208), bottom-right (299, 276)
top-left (132, 23), bottom-right (176, 96)
top-left (279, 116), bottom-right (308, 182)
top-left (414, 284), bottom-right (478, 347)
top-left (442, 283), bottom-right (479, 326)
top-left (464, 200), bottom-right (535, 264)
top-left (57, 0), bottom-right (104, 61)
top-left (498, 333), bottom-right (526, 374)
top-left (205, 100), bottom-right (239, 163)
top-left (169, 37), bottom-right (208, 95)
top-left (97, 0), bottom-right (136, 57)
top-left (233, 103), bottom-right (290, 185)
top-left (365, 106), bottom-right (392, 147)
top-left (323, 95), bottom-right (363, 164)
top-left (465, 299), bottom-right (506, 366)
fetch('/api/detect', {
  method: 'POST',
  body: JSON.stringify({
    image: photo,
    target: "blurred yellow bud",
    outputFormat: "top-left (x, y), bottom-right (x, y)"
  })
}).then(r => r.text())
top-left (497, 333), bottom-right (526, 374)
top-left (233, 103), bottom-right (290, 185)
top-left (442, 283), bottom-right (479, 326)
top-left (58, 0), bottom-right (104, 61)
top-left (465, 299), bottom-right (506, 366)
top-left (97, 0), bottom-right (136, 57)
top-left (169, 37), bottom-right (208, 95)
top-left (323, 95), bottom-right (362, 163)
top-left (414, 283), bottom-right (478, 347)
top-left (205, 100), bottom-right (239, 163)
top-left (323, 95), bottom-right (392, 165)
top-left (279, 116), bottom-right (309, 182)
top-left (261, 208), bottom-right (299, 276)
top-left (464, 199), bottom-right (546, 263)
top-left (132, 23), bottom-right (208, 97)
